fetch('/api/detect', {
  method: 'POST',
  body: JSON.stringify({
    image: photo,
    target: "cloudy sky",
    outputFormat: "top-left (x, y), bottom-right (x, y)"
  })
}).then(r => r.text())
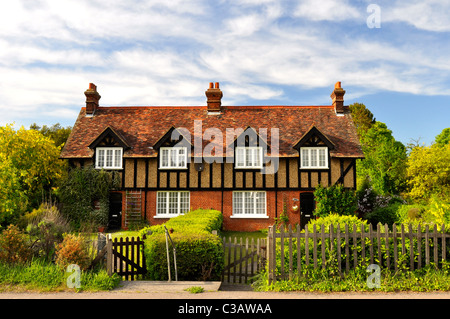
top-left (0, 0), bottom-right (449, 145)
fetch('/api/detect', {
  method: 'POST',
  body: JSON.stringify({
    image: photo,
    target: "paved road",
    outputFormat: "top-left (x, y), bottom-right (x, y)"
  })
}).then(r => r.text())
top-left (1, 281), bottom-right (450, 299)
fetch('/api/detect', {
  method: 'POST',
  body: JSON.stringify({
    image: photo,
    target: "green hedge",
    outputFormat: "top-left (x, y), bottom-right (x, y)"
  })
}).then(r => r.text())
top-left (142, 209), bottom-right (224, 281)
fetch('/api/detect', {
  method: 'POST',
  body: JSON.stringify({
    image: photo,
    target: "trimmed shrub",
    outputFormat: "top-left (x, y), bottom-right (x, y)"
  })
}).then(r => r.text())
top-left (143, 209), bottom-right (224, 281)
top-left (144, 232), bottom-right (224, 281)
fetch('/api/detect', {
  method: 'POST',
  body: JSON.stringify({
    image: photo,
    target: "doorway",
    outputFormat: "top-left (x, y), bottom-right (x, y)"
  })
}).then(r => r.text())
top-left (300, 192), bottom-right (315, 229)
top-left (109, 192), bottom-right (123, 230)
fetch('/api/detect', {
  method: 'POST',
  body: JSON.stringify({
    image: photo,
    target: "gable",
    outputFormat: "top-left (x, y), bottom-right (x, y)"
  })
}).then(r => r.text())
top-left (88, 126), bottom-right (130, 149)
top-left (153, 126), bottom-right (192, 150)
top-left (293, 125), bottom-right (335, 150)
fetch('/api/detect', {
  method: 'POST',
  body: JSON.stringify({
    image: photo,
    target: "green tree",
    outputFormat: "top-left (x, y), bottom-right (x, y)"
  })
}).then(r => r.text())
top-left (407, 143), bottom-right (450, 201)
top-left (30, 123), bottom-right (72, 148)
top-left (349, 102), bottom-right (376, 139)
top-left (0, 124), bottom-right (65, 225)
top-left (434, 128), bottom-right (450, 147)
top-left (349, 103), bottom-right (407, 195)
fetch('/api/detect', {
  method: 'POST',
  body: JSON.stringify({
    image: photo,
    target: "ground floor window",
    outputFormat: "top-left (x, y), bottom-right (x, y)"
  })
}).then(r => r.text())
top-left (232, 191), bottom-right (267, 218)
top-left (156, 191), bottom-right (190, 217)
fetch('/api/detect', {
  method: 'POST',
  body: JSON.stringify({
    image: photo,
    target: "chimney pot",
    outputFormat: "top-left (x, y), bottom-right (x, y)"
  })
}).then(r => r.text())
top-left (85, 83), bottom-right (101, 116)
top-left (205, 81), bottom-right (223, 113)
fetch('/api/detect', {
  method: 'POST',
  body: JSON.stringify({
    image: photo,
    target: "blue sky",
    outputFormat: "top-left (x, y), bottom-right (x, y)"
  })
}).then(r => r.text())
top-left (0, 0), bottom-right (449, 146)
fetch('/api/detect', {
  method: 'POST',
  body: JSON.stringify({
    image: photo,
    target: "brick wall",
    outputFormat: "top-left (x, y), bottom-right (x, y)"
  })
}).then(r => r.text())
top-left (137, 189), bottom-right (313, 232)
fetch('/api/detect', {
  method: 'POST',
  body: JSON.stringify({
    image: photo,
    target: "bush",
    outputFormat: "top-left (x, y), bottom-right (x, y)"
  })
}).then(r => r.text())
top-left (144, 232), bottom-right (224, 281)
top-left (0, 225), bottom-right (32, 264)
top-left (306, 214), bottom-right (368, 233)
top-left (143, 209), bottom-right (224, 281)
top-left (23, 203), bottom-right (71, 261)
top-left (58, 166), bottom-right (120, 230)
top-left (364, 202), bottom-right (402, 228)
top-left (55, 234), bottom-right (91, 271)
top-left (313, 184), bottom-right (357, 217)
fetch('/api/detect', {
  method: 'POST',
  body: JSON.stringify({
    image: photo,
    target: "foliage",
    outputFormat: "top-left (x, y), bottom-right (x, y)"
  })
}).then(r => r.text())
top-left (140, 209), bottom-right (223, 236)
top-left (58, 165), bottom-right (121, 230)
top-left (313, 184), bottom-right (357, 217)
top-left (254, 266), bottom-right (450, 292)
top-left (434, 127), bottom-right (450, 147)
top-left (406, 143), bottom-right (450, 201)
top-left (30, 123), bottom-right (72, 149)
top-left (143, 209), bottom-right (224, 281)
top-left (356, 122), bottom-right (408, 195)
top-left (0, 259), bottom-right (120, 292)
top-left (0, 225), bottom-right (32, 264)
top-left (306, 214), bottom-right (368, 233)
top-left (0, 124), bottom-right (66, 225)
top-left (185, 286), bottom-right (205, 293)
top-left (349, 103), bottom-right (407, 195)
top-left (349, 102), bottom-right (376, 139)
top-left (22, 203), bottom-right (71, 261)
top-left (55, 234), bottom-right (91, 271)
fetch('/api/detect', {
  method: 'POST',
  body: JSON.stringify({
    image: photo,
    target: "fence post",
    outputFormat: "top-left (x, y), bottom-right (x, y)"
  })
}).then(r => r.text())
top-left (267, 226), bottom-right (275, 285)
top-left (106, 234), bottom-right (112, 276)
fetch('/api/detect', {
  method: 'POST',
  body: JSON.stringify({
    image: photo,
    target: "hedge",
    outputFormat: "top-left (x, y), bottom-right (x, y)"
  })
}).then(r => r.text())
top-left (142, 209), bottom-right (224, 281)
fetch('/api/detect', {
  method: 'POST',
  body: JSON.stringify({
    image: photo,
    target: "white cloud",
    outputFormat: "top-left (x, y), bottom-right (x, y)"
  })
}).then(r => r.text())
top-left (293, 0), bottom-right (361, 21)
top-left (384, 1), bottom-right (450, 32)
top-left (0, 0), bottom-right (450, 129)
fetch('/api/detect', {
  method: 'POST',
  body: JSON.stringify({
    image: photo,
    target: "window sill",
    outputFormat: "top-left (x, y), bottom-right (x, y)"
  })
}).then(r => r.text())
top-left (154, 215), bottom-right (181, 219)
top-left (95, 167), bottom-right (123, 170)
top-left (230, 215), bottom-right (269, 219)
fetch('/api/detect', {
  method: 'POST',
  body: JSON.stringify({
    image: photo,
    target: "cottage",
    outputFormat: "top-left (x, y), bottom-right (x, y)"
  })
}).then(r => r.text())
top-left (60, 82), bottom-right (363, 231)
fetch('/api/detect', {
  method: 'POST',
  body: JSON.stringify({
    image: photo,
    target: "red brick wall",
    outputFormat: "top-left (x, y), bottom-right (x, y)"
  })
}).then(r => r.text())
top-left (136, 189), bottom-right (313, 232)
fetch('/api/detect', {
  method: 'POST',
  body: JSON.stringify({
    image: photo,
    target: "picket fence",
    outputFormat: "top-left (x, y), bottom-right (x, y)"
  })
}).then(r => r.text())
top-left (267, 223), bottom-right (450, 284)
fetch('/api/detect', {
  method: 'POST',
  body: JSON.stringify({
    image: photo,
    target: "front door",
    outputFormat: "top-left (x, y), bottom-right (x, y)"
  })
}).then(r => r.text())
top-left (109, 192), bottom-right (123, 230)
top-left (300, 192), bottom-right (315, 229)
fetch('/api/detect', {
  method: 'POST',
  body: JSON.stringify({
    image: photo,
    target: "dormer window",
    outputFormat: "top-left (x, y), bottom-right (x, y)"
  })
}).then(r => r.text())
top-left (160, 147), bottom-right (187, 169)
top-left (95, 147), bottom-right (123, 169)
top-left (235, 147), bottom-right (263, 169)
top-left (300, 147), bottom-right (328, 169)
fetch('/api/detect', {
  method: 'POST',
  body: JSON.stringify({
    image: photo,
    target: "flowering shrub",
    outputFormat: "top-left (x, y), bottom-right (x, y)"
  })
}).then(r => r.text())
top-left (55, 234), bottom-right (90, 271)
top-left (0, 224), bottom-right (32, 264)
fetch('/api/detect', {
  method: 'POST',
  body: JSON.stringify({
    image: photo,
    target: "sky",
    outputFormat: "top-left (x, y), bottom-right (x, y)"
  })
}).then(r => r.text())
top-left (0, 0), bottom-right (449, 146)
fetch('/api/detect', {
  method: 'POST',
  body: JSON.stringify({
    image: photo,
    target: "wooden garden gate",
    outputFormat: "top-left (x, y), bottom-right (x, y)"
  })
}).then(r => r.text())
top-left (106, 235), bottom-right (147, 280)
top-left (222, 237), bottom-right (266, 284)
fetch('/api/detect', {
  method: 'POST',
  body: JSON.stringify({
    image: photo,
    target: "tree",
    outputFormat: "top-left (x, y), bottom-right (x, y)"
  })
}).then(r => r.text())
top-left (349, 103), bottom-right (407, 195)
top-left (0, 124), bottom-right (65, 225)
top-left (30, 123), bottom-right (72, 148)
top-left (349, 102), bottom-right (376, 139)
top-left (407, 143), bottom-right (450, 201)
top-left (434, 128), bottom-right (450, 147)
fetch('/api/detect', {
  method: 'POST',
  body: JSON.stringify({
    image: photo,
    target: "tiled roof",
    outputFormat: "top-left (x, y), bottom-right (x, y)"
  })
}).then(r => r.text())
top-left (60, 104), bottom-right (364, 159)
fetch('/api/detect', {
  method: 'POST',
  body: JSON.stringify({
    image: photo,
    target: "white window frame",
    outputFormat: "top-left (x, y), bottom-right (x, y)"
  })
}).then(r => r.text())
top-left (95, 147), bottom-right (123, 169)
top-left (156, 191), bottom-right (190, 218)
top-left (159, 147), bottom-right (187, 169)
top-left (300, 147), bottom-right (328, 169)
top-left (231, 191), bottom-right (268, 218)
top-left (235, 147), bottom-right (263, 169)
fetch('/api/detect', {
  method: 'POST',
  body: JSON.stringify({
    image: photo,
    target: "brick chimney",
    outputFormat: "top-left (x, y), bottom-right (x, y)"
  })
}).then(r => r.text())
top-left (330, 81), bottom-right (345, 114)
top-left (205, 82), bottom-right (223, 113)
top-left (85, 83), bottom-right (101, 116)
